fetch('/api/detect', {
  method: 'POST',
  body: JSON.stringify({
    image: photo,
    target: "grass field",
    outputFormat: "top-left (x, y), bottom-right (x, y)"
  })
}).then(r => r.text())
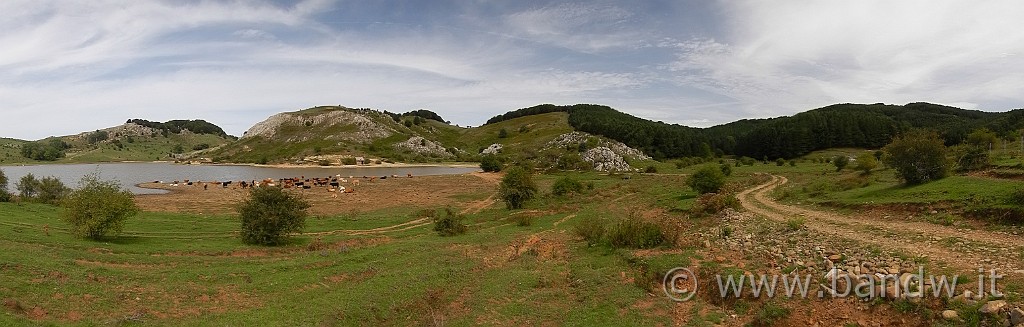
top-left (0, 173), bottom-right (713, 326)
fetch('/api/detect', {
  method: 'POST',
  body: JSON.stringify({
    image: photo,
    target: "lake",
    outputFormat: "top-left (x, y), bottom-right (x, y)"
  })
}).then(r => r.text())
top-left (0, 162), bottom-right (479, 194)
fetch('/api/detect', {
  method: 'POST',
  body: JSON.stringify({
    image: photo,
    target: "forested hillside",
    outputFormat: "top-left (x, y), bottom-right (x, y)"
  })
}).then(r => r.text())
top-left (486, 102), bottom-right (1024, 160)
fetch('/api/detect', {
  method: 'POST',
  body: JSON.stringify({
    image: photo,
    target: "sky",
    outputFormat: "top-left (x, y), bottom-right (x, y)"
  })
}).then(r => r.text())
top-left (4, 0), bottom-right (1024, 140)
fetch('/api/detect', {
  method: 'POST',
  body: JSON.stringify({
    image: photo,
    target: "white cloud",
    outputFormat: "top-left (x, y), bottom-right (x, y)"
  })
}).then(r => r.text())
top-left (663, 0), bottom-right (1024, 120)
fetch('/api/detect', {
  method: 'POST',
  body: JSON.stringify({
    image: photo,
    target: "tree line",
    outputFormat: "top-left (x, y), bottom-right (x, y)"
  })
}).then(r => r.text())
top-left (485, 102), bottom-right (1024, 160)
top-left (127, 119), bottom-right (228, 137)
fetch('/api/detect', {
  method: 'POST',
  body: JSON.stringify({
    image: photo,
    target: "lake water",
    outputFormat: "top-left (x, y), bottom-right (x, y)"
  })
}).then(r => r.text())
top-left (0, 162), bottom-right (479, 195)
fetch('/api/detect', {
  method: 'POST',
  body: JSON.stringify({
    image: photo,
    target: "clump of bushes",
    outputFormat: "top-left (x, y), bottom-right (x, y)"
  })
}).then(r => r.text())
top-left (551, 176), bottom-right (584, 196)
top-left (644, 165), bottom-right (658, 173)
top-left (687, 165), bottom-right (726, 194)
top-left (499, 166), bottom-right (536, 209)
top-left (832, 155), bottom-right (849, 171)
top-left (0, 168), bottom-right (9, 202)
top-left (719, 163), bottom-right (732, 176)
top-left (237, 186), bottom-right (310, 245)
top-left (690, 193), bottom-right (740, 216)
top-left (855, 151), bottom-right (878, 174)
top-left (15, 174), bottom-right (69, 205)
top-left (480, 155), bottom-right (503, 172)
top-left (62, 174), bottom-right (139, 240)
top-left (883, 130), bottom-right (949, 185)
top-left (433, 207), bottom-right (467, 236)
top-left (574, 212), bottom-right (670, 249)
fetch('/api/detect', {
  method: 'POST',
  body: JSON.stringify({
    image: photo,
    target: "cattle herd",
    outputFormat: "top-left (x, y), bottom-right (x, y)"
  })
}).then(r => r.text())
top-left (158, 173), bottom-right (415, 196)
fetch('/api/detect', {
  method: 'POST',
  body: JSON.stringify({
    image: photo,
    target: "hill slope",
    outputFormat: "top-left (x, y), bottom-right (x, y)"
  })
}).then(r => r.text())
top-left (1, 120), bottom-right (234, 165)
top-left (210, 107), bottom-right (653, 171)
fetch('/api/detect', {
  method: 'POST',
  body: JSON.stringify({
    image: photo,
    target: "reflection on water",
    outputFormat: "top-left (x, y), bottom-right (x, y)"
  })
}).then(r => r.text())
top-left (0, 163), bottom-right (479, 195)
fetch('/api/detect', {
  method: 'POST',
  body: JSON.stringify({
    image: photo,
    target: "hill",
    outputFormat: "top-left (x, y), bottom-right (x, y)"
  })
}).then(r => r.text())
top-left (0, 120), bottom-right (234, 165)
top-left (209, 106), bottom-right (653, 171)
top-left (488, 102), bottom-right (1024, 160)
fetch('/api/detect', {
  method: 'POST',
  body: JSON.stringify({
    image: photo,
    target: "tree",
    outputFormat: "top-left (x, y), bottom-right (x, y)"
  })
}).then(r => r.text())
top-left (883, 130), bottom-right (949, 185)
top-left (965, 128), bottom-right (998, 148)
top-left (0, 168), bottom-right (9, 202)
top-left (480, 155), bottom-right (503, 172)
top-left (854, 152), bottom-right (878, 174)
top-left (237, 186), bottom-right (311, 245)
top-left (61, 174), bottom-right (139, 240)
top-left (36, 176), bottom-right (70, 205)
top-left (16, 174), bottom-right (40, 199)
top-left (832, 155), bottom-right (849, 172)
top-left (687, 165), bottom-right (726, 194)
top-left (498, 166), bottom-right (537, 209)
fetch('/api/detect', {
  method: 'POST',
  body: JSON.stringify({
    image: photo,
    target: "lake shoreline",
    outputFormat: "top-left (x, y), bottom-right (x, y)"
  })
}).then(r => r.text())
top-left (2, 160), bottom-right (480, 169)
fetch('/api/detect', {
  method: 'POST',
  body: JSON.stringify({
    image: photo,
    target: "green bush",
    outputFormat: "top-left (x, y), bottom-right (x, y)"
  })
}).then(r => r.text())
top-left (341, 156), bottom-right (357, 165)
top-left (644, 165), bottom-right (658, 173)
top-left (951, 144), bottom-right (989, 172)
top-left (551, 176), bottom-right (584, 196)
top-left (788, 160), bottom-right (796, 167)
top-left (687, 165), bottom-right (726, 194)
top-left (61, 174), bottom-right (139, 240)
top-left (719, 163), bottom-right (732, 176)
top-left (499, 166), bottom-right (537, 209)
top-left (855, 151), bottom-right (878, 174)
top-left (883, 130), bottom-right (949, 185)
top-left (751, 302), bottom-right (791, 327)
top-left (16, 174), bottom-right (41, 199)
top-left (36, 176), bottom-right (70, 205)
top-left (0, 169), bottom-right (8, 202)
top-left (498, 128), bottom-right (509, 138)
top-left (433, 207), bottom-right (467, 236)
top-left (832, 155), bottom-right (849, 171)
top-left (775, 158), bottom-right (785, 166)
top-left (237, 186), bottom-right (310, 245)
top-left (1007, 188), bottom-right (1024, 206)
top-left (605, 215), bottom-right (667, 249)
top-left (480, 155), bottom-right (503, 172)
top-left (574, 218), bottom-right (608, 246)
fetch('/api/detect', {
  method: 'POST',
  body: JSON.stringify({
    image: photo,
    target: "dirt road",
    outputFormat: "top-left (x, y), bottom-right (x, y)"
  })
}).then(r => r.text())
top-left (737, 175), bottom-right (1024, 275)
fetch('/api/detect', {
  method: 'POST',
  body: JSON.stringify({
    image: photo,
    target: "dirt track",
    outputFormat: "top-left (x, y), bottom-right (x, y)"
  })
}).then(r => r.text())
top-left (737, 175), bottom-right (1024, 275)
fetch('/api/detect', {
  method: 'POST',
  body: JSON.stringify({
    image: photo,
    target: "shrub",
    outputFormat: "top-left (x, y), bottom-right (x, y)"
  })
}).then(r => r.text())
top-left (832, 155), bottom-right (849, 171)
top-left (605, 214), bottom-right (667, 249)
top-left (854, 152), bottom-right (878, 174)
top-left (433, 207), bottom-right (467, 236)
top-left (551, 176), bottom-right (584, 196)
top-left (237, 186), bottom-right (310, 245)
top-left (719, 163), bottom-right (732, 176)
top-left (341, 156), bottom-right (357, 165)
top-left (192, 143), bottom-right (211, 151)
top-left (690, 193), bottom-right (740, 216)
top-left (687, 165), bottom-right (726, 194)
top-left (951, 144), bottom-right (989, 172)
top-left (0, 168), bottom-right (8, 202)
top-left (574, 218), bottom-right (608, 246)
top-left (883, 130), bottom-right (950, 185)
top-left (785, 217), bottom-right (806, 231)
top-left (36, 177), bottom-right (69, 205)
top-left (480, 155), bottom-right (503, 172)
top-left (499, 166), bottom-right (537, 209)
top-left (1007, 188), bottom-right (1024, 206)
top-left (498, 128), bottom-right (509, 138)
top-left (645, 165), bottom-right (658, 173)
top-left (16, 174), bottom-right (40, 199)
top-left (61, 174), bottom-right (139, 240)
top-left (788, 160), bottom-right (796, 167)
top-left (775, 158), bottom-right (785, 166)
